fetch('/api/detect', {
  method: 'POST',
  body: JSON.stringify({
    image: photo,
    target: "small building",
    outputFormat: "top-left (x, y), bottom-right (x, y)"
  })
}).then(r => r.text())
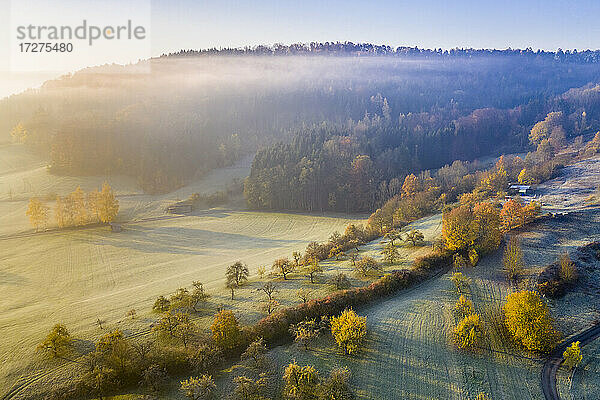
top-left (508, 184), bottom-right (533, 196)
top-left (166, 200), bottom-right (193, 214)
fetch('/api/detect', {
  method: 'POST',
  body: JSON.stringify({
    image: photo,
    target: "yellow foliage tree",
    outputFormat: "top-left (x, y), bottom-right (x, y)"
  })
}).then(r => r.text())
top-left (26, 198), bottom-right (49, 231)
top-left (453, 313), bottom-right (483, 351)
top-left (563, 341), bottom-right (582, 370)
top-left (330, 308), bottom-right (367, 354)
top-left (529, 111), bottom-right (563, 145)
top-left (518, 168), bottom-right (535, 185)
top-left (210, 310), bottom-right (242, 352)
top-left (10, 122), bottom-right (28, 143)
top-left (523, 201), bottom-right (541, 224)
top-left (282, 362), bottom-right (320, 400)
top-left (70, 186), bottom-right (88, 226)
top-left (472, 202), bottom-right (502, 254)
top-left (401, 174), bottom-right (421, 198)
top-left (97, 182), bottom-right (119, 223)
top-left (37, 324), bottom-right (71, 357)
top-left (454, 295), bottom-right (474, 319)
top-left (442, 205), bottom-right (476, 251)
top-left (503, 290), bottom-right (560, 353)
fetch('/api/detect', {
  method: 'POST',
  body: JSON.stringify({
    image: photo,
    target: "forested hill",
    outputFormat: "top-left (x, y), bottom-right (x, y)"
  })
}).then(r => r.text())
top-left (165, 42), bottom-right (600, 64)
top-left (2, 43), bottom-right (600, 195)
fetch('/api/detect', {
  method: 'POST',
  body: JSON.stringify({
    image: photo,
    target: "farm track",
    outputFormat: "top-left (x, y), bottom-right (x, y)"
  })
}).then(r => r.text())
top-left (541, 323), bottom-right (600, 400)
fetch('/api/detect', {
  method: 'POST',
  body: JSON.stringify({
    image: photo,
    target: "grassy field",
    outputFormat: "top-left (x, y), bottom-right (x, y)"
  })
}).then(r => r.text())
top-left (0, 144), bottom-right (371, 398)
top-left (215, 209), bottom-right (600, 400)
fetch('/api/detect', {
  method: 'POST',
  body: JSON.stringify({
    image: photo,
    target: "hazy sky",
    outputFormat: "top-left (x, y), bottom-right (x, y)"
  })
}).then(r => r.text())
top-left (1, 0), bottom-right (600, 98)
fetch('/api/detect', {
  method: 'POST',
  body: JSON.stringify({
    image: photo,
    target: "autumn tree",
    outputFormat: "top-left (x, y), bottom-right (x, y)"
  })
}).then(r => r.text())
top-left (318, 367), bottom-right (354, 400)
top-left (523, 201), bottom-right (541, 224)
top-left (26, 198), bottom-right (49, 231)
top-left (503, 236), bottom-right (524, 285)
top-left (530, 111), bottom-right (564, 145)
top-left (141, 364), bottom-right (168, 393)
top-left (189, 344), bottom-right (223, 375)
top-left (450, 272), bottom-right (471, 293)
top-left (563, 341), bottom-right (582, 370)
top-left (180, 375), bottom-right (216, 400)
top-left (10, 122), bottom-right (28, 142)
top-left (153, 296), bottom-right (171, 313)
top-left (500, 199), bottom-right (525, 232)
top-left (518, 168), bottom-right (535, 185)
top-left (37, 324), bottom-right (72, 357)
top-left (331, 272), bottom-right (351, 290)
top-left (226, 261), bottom-right (249, 299)
top-left (305, 259), bottom-right (323, 283)
top-left (401, 174), bottom-right (421, 198)
top-left (504, 290), bottom-right (560, 353)
top-left (283, 362), bottom-right (320, 400)
top-left (97, 182), bottom-right (119, 223)
top-left (454, 295), bottom-right (474, 319)
top-left (174, 313), bottom-right (196, 348)
top-left (241, 337), bottom-right (268, 369)
top-left (71, 186), bottom-right (88, 225)
top-left (330, 309), bottom-right (367, 354)
top-left (442, 205), bottom-right (476, 251)
top-left (382, 242), bottom-right (400, 264)
top-left (211, 310), bottom-right (243, 352)
top-left (190, 281), bottom-right (210, 312)
top-left (384, 229), bottom-right (402, 246)
top-left (233, 374), bottom-right (268, 400)
top-left (453, 313), bottom-right (483, 351)
top-left (153, 311), bottom-right (181, 338)
top-left (273, 257), bottom-right (294, 280)
top-left (290, 319), bottom-right (321, 350)
top-left (472, 202), bottom-right (502, 254)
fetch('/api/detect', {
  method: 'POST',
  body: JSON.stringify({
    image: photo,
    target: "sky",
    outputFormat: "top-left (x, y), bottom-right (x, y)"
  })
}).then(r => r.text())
top-left (1, 0), bottom-right (600, 98)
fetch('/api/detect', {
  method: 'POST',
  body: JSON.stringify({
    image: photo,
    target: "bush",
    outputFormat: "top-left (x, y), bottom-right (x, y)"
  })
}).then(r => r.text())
top-left (453, 313), bottom-right (483, 351)
top-left (504, 290), bottom-right (560, 353)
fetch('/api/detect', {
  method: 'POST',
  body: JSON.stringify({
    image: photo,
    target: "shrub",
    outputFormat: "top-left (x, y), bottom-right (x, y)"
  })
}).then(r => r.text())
top-left (453, 313), bottom-right (483, 351)
top-left (454, 295), bottom-right (474, 319)
top-left (563, 341), bottom-right (582, 370)
top-left (37, 324), bottom-right (72, 358)
top-left (503, 290), bottom-right (560, 353)
top-left (317, 367), bottom-right (353, 400)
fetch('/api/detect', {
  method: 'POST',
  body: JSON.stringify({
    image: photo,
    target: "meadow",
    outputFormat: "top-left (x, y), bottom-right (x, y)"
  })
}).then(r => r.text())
top-left (0, 144), bottom-right (369, 398)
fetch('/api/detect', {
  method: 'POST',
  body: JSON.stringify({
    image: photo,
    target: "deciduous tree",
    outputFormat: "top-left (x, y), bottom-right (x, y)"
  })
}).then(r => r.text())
top-left (37, 324), bottom-right (72, 357)
top-left (504, 290), bottom-right (559, 353)
top-left (180, 375), bottom-right (216, 400)
top-left (211, 310), bottom-right (243, 352)
top-left (273, 257), bottom-right (294, 280)
top-left (26, 198), bottom-right (49, 231)
top-left (330, 309), bottom-right (367, 354)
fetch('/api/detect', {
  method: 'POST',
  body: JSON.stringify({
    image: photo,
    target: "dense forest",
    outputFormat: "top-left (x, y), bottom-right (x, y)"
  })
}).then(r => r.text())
top-left (2, 43), bottom-right (600, 197)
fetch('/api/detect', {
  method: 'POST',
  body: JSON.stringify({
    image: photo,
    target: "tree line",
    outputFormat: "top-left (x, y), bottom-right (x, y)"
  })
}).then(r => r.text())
top-left (26, 182), bottom-right (119, 231)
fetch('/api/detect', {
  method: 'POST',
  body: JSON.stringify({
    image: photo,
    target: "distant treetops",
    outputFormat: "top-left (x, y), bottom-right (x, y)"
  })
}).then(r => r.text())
top-left (26, 182), bottom-right (119, 231)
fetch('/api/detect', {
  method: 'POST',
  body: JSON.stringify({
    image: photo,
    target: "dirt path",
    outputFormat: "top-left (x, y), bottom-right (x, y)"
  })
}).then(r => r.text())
top-left (541, 324), bottom-right (600, 400)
